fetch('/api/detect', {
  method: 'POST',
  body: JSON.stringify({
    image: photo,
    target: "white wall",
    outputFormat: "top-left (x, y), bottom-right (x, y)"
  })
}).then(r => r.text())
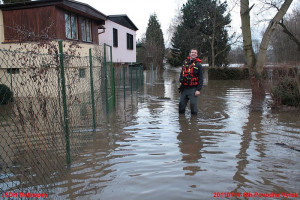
top-left (98, 20), bottom-right (136, 63)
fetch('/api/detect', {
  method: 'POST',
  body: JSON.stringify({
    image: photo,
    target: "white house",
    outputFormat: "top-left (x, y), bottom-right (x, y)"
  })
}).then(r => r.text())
top-left (98, 14), bottom-right (138, 67)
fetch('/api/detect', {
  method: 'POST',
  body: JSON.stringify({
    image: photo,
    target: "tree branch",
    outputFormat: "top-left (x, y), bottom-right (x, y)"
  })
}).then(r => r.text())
top-left (279, 21), bottom-right (300, 51)
top-left (215, 35), bottom-right (241, 58)
top-left (241, 3), bottom-right (255, 16)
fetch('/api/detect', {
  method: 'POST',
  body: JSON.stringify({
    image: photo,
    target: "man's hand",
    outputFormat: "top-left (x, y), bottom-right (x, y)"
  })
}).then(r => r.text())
top-left (195, 90), bottom-right (200, 96)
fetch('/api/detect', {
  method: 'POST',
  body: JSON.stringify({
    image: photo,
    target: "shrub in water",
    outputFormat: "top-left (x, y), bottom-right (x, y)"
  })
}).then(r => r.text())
top-left (271, 77), bottom-right (300, 107)
top-left (0, 84), bottom-right (13, 105)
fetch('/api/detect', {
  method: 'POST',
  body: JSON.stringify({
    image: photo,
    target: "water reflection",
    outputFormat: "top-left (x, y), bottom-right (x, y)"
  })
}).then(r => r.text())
top-left (233, 109), bottom-right (264, 193)
top-left (163, 69), bottom-right (176, 100)
top-left (178, 115), bottom-right (203, 176)
top-left (46, 68), bottom-right (300, 199)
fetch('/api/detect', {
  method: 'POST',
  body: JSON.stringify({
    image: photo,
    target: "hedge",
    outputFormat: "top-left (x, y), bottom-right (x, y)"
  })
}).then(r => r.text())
top-left (208, 67), bottom-right (249, 80)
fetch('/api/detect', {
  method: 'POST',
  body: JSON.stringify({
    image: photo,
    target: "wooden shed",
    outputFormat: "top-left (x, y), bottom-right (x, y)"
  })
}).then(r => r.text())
top-left (0, 0), bottom-right (107, 44)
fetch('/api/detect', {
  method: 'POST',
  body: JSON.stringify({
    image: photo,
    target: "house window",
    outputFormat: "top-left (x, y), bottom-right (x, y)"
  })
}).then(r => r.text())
top-left (65, 13), bottom-right (78, 39)
top-left (7, 68), bottom-right (20, 74)
top-left (79, 68), bottom-right (86, 78)
top-left (127, 33), bottom-right (133, 50)
top-left (81, 19), bottom-right (92, 42)
top-left (113, 28), bottom-right (118, 47)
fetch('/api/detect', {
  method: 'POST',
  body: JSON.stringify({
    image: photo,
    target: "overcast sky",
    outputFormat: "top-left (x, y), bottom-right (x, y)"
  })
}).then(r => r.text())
top-left (79, 0), bottom-right (298, 47)
top-left (78, 0), bottom-right (244, 45)
top-left (79, 0), bottom-right (194, 44)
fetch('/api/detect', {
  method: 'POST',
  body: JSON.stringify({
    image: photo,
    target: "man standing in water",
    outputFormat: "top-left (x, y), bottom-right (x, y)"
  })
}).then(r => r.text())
top-left (179, 48), bottom-right (203, 115)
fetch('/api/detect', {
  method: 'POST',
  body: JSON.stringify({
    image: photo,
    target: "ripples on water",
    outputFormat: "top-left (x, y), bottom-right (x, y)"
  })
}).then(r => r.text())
top-left (53, 69), bottom-right (300, 200)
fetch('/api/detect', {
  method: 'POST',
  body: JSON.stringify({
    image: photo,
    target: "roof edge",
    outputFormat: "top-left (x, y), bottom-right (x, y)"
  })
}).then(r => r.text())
top-left (108, 14), bottom-right (138, 31)
top-left (0, 0), bottom-right (107, 21)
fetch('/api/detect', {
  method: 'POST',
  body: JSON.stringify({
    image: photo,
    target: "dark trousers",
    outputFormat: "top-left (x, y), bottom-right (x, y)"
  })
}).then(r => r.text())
top-left (179, 87), bottom-right (198, 115)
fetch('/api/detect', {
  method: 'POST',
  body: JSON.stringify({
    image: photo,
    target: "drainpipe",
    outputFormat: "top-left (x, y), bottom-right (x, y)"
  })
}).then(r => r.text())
top-left (98, 26), bottom-right (106, 35)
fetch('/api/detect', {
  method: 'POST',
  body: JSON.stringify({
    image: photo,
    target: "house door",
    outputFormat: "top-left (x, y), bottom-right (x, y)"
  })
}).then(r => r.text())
top-left (104, 44), bottom-right (115, 112)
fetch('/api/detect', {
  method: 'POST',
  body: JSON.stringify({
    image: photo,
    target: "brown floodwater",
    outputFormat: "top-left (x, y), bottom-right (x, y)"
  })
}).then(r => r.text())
top-left (52, 67), bottom-right (300, 200)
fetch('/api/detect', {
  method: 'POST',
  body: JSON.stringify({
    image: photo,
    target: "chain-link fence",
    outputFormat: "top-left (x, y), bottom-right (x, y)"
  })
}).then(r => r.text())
top-left (0, 41), bottom-right (144, 196)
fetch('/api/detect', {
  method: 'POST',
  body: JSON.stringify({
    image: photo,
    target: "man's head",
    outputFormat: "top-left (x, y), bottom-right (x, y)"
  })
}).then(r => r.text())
top-left (189, 48), bottom-right (198, 60)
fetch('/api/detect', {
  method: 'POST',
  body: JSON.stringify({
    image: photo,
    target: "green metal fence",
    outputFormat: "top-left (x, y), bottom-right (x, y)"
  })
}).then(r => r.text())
top-left (104, 44), bottom-right (115, 112)
top-left (0, 41), bottom-right (144, 196)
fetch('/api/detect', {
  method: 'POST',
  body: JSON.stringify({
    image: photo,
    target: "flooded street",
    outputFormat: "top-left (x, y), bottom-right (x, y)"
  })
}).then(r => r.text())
top-left (54, 68), bottom-right (300, 200)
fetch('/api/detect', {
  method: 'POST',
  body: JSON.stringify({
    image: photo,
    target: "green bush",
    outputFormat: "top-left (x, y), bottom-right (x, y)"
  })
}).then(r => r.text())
top-left (271, 77), bottom-right (300, 107)
top-left (0, 84), bottom-right (13, 105)
top-left (208, 67), bottom-right (249, 80)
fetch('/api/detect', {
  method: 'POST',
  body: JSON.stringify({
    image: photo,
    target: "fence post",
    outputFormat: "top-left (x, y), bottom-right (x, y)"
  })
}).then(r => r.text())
top-left (130, 67), bottom-right (133, 94)
top-left (151, 63), bottom-right (153, 83)
top-left (141, 66), bottom-right (144, 86)
top-left (140, 66), bottom-right (143, 87)
top-left (110, 47), bottom-right (116, 107)
top-left (58, 40), bottom-right (71, 168)
top-left (104, 44), bottom-right (108, 112)
top-left (89, 48), bottom-right (96, 132)
top-left (135, 68), bottom-right (138, 90)
top-left (123, 67), bottom-right (126, 99)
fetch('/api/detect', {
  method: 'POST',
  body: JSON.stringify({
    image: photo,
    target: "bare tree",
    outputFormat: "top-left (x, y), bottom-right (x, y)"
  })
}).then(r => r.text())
top-left (167, 6), bottom-right (183, 48)
top-left (240, 0), bottom-right (294, 97)
top-left (270, 20), bottom-right (299, 64)
top-left (278, 7), bottom-right (300, 52)
top-left (228, 45), bottom-right (245, 64)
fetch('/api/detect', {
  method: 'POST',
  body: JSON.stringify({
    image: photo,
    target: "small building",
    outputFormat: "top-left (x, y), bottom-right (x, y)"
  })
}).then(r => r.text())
top-left (0, 0), bottom-right (109, 98)
top-left (0, 0), bottom-right (106, 51)
top-left (98, 14), bottom-right (138, 67)
top-left (0, 0), bottom-right (139, 99)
